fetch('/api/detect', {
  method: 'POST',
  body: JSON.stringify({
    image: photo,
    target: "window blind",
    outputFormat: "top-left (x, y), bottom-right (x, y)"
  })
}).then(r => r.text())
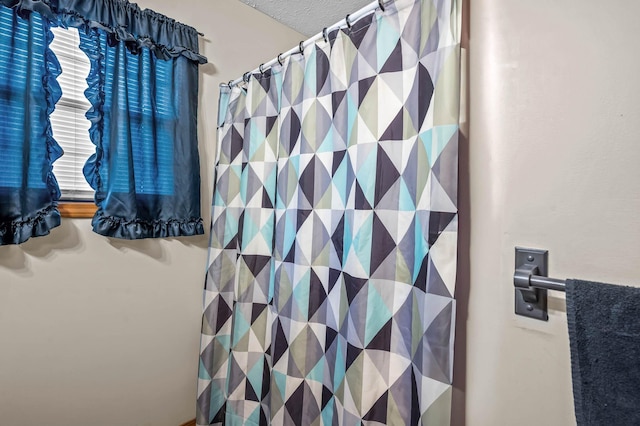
top-left (50, 27), bottom-right (94, 201)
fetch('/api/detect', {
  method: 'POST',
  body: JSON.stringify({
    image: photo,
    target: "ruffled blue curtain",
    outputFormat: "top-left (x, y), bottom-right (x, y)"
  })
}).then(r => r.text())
top-left (0, 0), bottom-right (205, 245)
top-left (78, 28), bottom-right (203, 238)
top-left (0, 5), bottom-right (62, 245)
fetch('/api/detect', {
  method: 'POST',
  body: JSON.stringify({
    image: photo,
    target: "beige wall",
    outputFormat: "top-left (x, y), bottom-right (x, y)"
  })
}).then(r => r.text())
top-left (4, 1), bottom-right (640, 425)
top-left (0, 1), bottom-right (301, 425)
top-left (459, 0), bottom-right (640, 425)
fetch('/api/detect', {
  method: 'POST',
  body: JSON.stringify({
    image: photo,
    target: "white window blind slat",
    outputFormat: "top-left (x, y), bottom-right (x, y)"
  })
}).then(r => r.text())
top-left (49, 27), bottom-right (95, 201)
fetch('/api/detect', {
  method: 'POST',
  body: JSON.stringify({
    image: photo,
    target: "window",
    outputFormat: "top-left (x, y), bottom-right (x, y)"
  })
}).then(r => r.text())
top-left (49, 27), bottom-right (96, 216)
top-left (0, 3), bottom-right (204, 243)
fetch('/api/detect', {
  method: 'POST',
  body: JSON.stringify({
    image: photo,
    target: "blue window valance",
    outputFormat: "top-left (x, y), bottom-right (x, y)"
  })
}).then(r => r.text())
top-left (1, 0), bottom-right (206, 63)
top-left (0, 0), bottom-right (206, 245)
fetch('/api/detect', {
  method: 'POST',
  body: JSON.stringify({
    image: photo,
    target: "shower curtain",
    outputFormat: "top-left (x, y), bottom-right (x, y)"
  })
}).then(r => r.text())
top-left (198, 0), bottom-right (461, 424)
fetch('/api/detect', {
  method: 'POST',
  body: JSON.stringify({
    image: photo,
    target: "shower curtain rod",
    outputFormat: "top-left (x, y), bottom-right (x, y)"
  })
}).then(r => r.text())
top-left (224, 0), bottom-right (388, 88)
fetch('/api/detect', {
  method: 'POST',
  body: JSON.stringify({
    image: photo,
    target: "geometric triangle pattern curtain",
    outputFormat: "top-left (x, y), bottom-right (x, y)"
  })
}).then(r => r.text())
top-left (198, 0), bottom-right (462, 424)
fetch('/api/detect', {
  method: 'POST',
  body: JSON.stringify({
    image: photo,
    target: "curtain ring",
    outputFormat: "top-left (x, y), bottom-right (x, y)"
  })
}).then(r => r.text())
top-left (322, 27), bottom-right (329, 43)
top-left (378, 0), bottom-right (385, 12)
top-left (345, 14), bottom-right (352, 29)
top-left (299, 41), bottom-right (305, 55)
top-left (277, 53), bottom-right (284, 66)
top-left (227, 80), bottom-right (234, 88)
top-left (243, 72), bottom-right (250, 83)
top-left (259, 63), bottom-right (266, 75)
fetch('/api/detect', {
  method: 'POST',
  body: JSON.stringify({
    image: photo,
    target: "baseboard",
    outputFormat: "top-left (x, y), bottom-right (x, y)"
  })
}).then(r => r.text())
top-left (179, 419), bottom-right (196, 426)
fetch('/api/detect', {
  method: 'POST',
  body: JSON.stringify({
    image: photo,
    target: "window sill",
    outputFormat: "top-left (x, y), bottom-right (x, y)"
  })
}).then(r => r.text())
top-left (58, 202), bottom-right (97, 219)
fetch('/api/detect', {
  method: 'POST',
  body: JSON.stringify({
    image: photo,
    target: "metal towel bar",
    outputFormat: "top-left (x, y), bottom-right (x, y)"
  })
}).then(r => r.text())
top-left (527, 275), bottom-right (566, 292)
top-left (513, 247), bottom-right (566, 320)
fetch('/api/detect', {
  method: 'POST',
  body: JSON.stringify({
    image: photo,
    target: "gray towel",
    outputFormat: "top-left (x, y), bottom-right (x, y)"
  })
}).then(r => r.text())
top-left (566, 279), bottom-right (640, 426)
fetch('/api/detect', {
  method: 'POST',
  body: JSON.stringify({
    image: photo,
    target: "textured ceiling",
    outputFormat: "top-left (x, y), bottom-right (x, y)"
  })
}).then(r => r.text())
top-left (238, 0), bottom-right (373, 36)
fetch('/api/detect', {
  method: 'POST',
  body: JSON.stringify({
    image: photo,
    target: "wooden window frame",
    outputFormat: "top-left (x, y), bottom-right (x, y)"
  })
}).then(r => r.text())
top-left (58, 201), bottom-right (97, 218)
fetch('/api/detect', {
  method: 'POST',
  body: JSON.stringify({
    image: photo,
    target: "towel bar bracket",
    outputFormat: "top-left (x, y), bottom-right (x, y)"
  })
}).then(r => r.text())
top-left (514, 248), bottom-right (549, 321)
